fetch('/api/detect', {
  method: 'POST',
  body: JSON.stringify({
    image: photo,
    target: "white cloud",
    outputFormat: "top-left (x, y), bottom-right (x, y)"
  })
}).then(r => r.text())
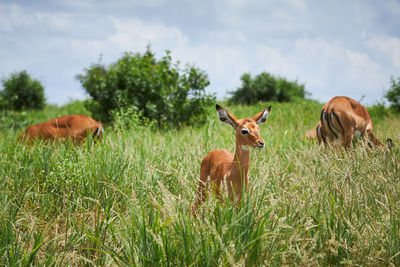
top-left (109, 17), bottom-right (189, 51)
top-left (0, 4), bottom-right (36, 31)
top-left (294, 38), bottom-right (345, 71)
top-left (57, 0), bottom-right (165, 9)
top-left (170, 44), bottom-right (250, 97)
top-left (288, 37), bottom-right (390, 103)
top-left (218, 0), bottom-right (308, 33)
top-left (345, 50), bottom-right (384, 81)
top-left (365, 35), bottom-right (400, 69)
top-left (254, 45), bottom-right (290, 75)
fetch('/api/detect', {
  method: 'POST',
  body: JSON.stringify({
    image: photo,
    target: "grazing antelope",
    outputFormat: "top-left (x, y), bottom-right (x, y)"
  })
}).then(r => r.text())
top-left (193, 104), bottom-right (271, 211)
top-left (317, 96), bottom-right (387, 148)
top-left (18, 114), bottom-right (103, 144)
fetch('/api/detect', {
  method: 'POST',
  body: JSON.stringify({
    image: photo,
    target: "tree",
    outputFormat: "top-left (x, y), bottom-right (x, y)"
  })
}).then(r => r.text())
top-left (77, 48), bottom-right (215, 127)
top-left (1, 70), bottom-right (46, 111)
top-left (229, 72), bottom-right (306, 105)
top-left (385, 76), bottom-right (400, 112)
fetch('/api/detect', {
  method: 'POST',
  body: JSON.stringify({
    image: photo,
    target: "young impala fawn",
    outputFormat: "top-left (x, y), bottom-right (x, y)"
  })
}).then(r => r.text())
top-left (193, 104), bottom-right (271, 211)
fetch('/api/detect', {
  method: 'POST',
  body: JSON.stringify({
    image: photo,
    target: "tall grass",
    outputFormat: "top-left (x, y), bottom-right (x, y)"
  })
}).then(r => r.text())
top-left (0, 99), bottom-right (399, 266)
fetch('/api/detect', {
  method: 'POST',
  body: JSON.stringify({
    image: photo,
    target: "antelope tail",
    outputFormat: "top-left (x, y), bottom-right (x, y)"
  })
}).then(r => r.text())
top-left (92, 126), bottom-right (103, 141)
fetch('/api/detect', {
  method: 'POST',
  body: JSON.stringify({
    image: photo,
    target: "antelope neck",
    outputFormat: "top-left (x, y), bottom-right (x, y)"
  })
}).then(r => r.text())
top-left (230, 143), bottom-right (251, 179)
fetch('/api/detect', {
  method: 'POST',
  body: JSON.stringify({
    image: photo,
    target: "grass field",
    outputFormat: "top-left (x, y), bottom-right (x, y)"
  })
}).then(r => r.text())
top-left (0, 99), bottom-right (399, 266)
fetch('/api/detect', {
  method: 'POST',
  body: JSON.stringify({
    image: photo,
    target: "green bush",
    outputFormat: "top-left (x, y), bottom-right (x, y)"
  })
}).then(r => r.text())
top-left (385, 76), bottom-right (400, 112)
top-left (367, 102), bottom-right (389, 123)
top-left (0, 110), bottom-right (29, 130)
top-left (111, 105), bottom-right (155, 131)
top-left (229, 72), bottom-right (307, 105)
top-left (0, 70), bottom-right (46, 111)
top-left (77, 48), bottom-right (215, 127)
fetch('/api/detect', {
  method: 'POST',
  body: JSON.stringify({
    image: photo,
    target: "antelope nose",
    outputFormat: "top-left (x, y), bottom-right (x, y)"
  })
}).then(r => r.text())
top-left (257, 140), bottom-right (265, 148)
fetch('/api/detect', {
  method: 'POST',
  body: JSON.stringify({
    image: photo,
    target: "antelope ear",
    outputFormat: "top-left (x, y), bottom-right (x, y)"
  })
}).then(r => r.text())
top-left (252, 105), bottom-right (271, 125)
top-left (216, 105), bottom-right (238, 128)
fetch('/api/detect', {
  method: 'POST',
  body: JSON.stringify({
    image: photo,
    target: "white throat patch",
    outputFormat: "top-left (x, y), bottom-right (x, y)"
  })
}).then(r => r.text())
top-left (241, 145), bottom-right (251, 151)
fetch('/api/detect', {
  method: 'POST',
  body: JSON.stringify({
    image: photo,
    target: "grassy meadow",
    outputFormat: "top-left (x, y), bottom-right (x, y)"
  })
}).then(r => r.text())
top-left (0, 99), bottom-right (399, 266)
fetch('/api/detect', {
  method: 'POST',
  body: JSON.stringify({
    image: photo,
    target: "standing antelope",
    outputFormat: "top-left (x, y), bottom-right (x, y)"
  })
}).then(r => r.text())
top-left (316, 96), bottom-right (387, 148)
top-left (18, 114), bottom-right (103, 144)
top-left (193, 104), bottom-right (271, 210)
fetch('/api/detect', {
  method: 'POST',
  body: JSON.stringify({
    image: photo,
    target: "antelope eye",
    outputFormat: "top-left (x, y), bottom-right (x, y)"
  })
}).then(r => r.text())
top-left (241, 128), bottom-right (250, 135)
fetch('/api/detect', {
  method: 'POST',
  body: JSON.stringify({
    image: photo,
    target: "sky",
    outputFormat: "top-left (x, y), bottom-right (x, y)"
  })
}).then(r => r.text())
top-left (0, 0), bottom-right (399, 106)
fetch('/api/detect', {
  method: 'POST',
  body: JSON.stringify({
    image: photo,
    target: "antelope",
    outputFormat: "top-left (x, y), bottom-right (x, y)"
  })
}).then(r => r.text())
top-left (316, 96), bottom-right (389, 149)
top-left (193, 104), bottom-right (271, 211)
top-left (18, 114), bottom-right (103, 144)
top-left (305, 122), bottom-right (320, 140)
